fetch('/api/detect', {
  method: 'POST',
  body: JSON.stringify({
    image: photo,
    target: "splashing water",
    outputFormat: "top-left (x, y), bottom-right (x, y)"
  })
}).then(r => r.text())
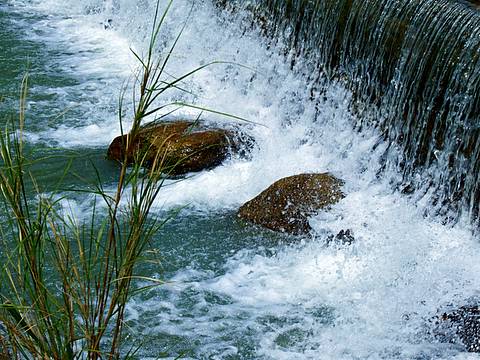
top-left (227, 0), bottom-right (480, 225)
top-left (2, 0), bottom-right (480, 358)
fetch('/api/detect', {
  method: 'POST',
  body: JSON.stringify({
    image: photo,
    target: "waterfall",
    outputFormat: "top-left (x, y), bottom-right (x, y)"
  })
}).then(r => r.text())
top-left (3, 0), bottom-right (480, 357)
top-left (220, 0), bottom-right (480, 226)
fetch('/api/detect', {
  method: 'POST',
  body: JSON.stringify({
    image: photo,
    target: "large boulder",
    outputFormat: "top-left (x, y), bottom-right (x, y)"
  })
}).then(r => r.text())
top-left (107, 121), bottom-right (244, 176)
top-left (238, 173), bottom-right (344, 235)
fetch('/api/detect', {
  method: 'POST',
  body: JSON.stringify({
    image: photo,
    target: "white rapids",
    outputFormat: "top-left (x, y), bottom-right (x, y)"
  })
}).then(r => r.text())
top-left (5, 0), bottom-right (480, 358)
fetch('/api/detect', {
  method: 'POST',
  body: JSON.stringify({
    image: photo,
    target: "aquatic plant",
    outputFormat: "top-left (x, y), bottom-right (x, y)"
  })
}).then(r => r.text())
top-left (0, 0), bottom-right (213, 358)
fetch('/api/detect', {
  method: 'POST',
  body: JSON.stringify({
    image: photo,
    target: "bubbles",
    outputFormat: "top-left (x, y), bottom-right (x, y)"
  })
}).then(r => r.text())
top-left (7, 0), bottom-right (480, 358)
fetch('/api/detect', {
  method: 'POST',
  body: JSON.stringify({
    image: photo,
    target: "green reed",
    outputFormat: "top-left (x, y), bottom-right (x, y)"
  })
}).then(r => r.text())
top-left (0, 1), bottom-right (217, 358)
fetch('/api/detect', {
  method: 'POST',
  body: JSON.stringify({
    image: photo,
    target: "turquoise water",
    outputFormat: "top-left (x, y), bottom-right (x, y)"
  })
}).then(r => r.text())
top-left (0, 3), bottom-right (119, 191)
top-left (0, 3), bottom-right (290, 357)
top-left (1, 1), bottom-right (480, 359)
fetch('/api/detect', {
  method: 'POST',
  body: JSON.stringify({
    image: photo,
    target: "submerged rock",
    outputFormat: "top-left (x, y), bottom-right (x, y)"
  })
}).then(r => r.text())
top-left (326, 229), bottom-right (355, 246)
top-left (238, 173), bottom-right (344, 235)
top-left (435, 305), bottom-right (480, 352)
top-left (107, 121), bottom-right (250, 176)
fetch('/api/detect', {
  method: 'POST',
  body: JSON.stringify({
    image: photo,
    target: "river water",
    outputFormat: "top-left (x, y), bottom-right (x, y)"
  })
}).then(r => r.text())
top-left (1, 0), bottom-right (479, 359)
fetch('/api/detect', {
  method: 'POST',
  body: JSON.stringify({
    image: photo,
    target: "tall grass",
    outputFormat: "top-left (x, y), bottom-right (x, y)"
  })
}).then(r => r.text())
top-left (0, 0), bottom-right (212, 358)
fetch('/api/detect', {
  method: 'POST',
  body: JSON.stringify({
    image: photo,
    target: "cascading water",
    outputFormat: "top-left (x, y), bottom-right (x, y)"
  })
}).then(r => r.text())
top-left (1, 0), bottom-right (480, 358)
top-left (223, 0), bottom-right (480, 226)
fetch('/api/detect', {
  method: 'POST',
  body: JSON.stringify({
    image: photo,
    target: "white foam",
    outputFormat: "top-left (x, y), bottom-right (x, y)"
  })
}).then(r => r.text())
top-left (9, 0), bottom-right (480, 358)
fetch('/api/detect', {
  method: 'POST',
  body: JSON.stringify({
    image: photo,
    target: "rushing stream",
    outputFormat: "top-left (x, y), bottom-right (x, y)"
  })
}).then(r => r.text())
top-left (1, 0), bottom-right (480, 358)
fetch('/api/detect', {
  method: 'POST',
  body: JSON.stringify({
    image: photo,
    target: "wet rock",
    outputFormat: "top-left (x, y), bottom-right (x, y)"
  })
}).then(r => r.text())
top-left (400, 183), bottom-right (416, 195)
top-left (103, 18), bottom-right (113, 29)
top-left (238, 173), bottom-right (344, 235)
top-left (434, 305), bottom-right (480, 352)
top-left (326, 229), bottom-right (355, 246)
top-left (467, 0), bottom-right (480, 7)
top-left (107, 121), bottom-right (249, 176)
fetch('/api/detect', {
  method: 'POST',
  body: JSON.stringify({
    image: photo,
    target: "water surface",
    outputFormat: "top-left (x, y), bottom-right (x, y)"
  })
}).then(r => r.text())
top-left (1, 1), bottom-right (479, 359)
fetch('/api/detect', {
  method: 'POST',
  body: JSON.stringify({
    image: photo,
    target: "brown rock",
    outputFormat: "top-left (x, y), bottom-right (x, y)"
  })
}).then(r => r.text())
top-left (238, 173), bottom-right (344, 235)
top-left (467, 0), bottom-right (480, 7)
top-left (107, 121), bottom-right (238, 176)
